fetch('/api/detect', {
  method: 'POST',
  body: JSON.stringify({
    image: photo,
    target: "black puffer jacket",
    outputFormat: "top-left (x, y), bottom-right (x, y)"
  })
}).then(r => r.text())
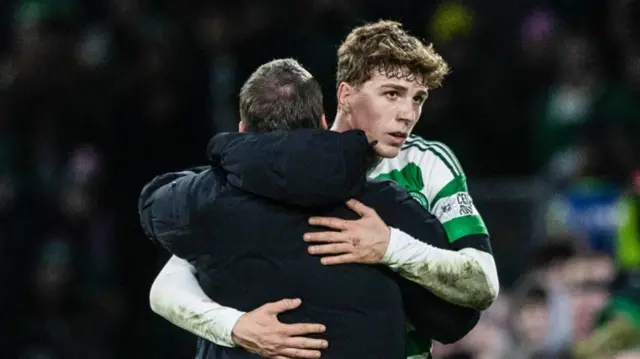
top-left (139, 129), bottom-right (479, 359)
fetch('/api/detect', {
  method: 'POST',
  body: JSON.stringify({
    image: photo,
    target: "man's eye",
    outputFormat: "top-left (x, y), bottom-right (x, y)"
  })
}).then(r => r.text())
top-left (413, 96), bottom-right (426, 104)
top-left (385, 91), bottom-right (399, 99)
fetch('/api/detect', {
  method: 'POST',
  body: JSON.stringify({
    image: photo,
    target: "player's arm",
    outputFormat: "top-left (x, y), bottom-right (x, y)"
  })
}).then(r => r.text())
top-left (150, 257), bottom-right (328, 357)
top-left (387, 143), bottom-right (499, 309)
top-left (306, 143), bottom-right (498, 310)
top-left (140, 167), bottom-right (328, 357)
top-left (382, 230), bottom-right (495, 310)
top-left (372, 189), bottom-right (481, 342)
top-left (150, 255), bottom-right (244, 346)
top-left (306, 188), bottom-right (483, 339)
top-left (377, 186), bottom-right (497, 310)
top-left (140, 168), bottom-right (245, 346)
top-left (306, 195), bottom-right (497, 310)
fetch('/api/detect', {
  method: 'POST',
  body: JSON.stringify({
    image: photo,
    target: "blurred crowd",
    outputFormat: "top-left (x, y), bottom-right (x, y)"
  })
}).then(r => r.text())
top-left (0, 0), bottom-right (639, 358)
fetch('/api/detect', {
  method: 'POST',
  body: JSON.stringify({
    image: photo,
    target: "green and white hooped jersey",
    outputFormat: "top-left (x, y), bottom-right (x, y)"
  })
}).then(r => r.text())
top-left (368, 135), bottom-right (489, 358)
top-left (369, 134), bottom-right (488, 244)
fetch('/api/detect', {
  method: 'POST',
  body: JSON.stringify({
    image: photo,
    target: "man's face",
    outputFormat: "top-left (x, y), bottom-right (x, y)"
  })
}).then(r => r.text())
top-left (342, 69), bottom-right (428, 158)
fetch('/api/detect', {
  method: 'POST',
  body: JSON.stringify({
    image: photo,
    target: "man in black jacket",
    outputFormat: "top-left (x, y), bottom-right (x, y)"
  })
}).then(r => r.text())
top-left (139, 59), bottom-right (480, 359)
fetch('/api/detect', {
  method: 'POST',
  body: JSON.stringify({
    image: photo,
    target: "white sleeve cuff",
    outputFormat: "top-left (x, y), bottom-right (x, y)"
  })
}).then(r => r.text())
top-left (381, 227), bottom-right (434, 270)
top-left (152, 282), bottom-right (245, 348)
top-left (381, 227), bottom-right (400, 265)
top-left (381, 227), bottom-right (499, 308)
top-left (208, 306), bottom-right (245, 347)
top-left (149, 256), bottom-right (246, 348)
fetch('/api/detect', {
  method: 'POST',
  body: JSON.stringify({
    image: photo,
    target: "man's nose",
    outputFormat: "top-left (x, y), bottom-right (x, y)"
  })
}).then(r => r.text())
top-left (396, 106), bottom-right (417, 125)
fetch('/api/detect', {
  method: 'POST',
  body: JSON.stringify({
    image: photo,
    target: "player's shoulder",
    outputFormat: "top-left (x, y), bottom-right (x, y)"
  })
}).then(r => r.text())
top-left (400, 134), bottom-right (465, 177)
top-left (401, 134), bottom-right (457, 158)
top-left (363, 179), bottom-right (412, 207)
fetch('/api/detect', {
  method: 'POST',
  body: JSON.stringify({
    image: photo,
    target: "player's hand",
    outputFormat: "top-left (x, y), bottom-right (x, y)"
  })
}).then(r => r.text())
top-left (304, 199), bottom-right (390, 265)
top-left (231, 298), bottom-right (328, 359)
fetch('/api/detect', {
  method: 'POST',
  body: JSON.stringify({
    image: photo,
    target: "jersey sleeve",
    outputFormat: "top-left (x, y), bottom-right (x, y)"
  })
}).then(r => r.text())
top-left (418, 142), bottom-right (489, 243)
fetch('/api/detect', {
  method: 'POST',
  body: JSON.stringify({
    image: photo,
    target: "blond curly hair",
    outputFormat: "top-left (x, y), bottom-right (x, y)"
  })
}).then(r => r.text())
top-left (337, 20), bottom-right (450, 89)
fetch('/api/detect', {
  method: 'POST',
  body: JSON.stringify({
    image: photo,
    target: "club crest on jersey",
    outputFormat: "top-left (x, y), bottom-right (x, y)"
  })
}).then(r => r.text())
top-left (409, 191), bottom-right (429, 208)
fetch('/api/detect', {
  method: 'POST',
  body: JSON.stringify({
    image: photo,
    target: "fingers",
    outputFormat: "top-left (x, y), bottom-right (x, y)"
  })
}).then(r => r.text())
top-left (320, 254), bottom-right (356, 265)
top-left (282, 323), bottom-right (326, 336)
top-left (308, 243), bottom-right (352, 256)
top-left (308, 216), bottom-right (351, 230)
top-left (277, 347), bottom-right (323, 358)
top-left (303, 231), bottom-right (348, 243)
top-left (283, 336), bottom-right (329, 350)
top-left (263, 298), bottom-right (302, 314)
top-left (345, 199), bottom-right (375, 217)
top-left (272, 325), bottom-right (327, 359)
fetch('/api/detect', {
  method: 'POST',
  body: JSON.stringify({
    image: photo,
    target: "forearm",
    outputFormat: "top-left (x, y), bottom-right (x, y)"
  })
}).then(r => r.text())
top-left (382, 228), bottom-right (499, 310)
top-left (150, 255), bottom-right (244, 347)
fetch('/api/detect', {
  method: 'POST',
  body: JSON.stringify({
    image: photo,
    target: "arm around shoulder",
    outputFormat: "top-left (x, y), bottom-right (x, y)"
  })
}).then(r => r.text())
top-left (375, 183), bottom-right (498, 310)
top-left (383, 227), bottom-right (498, 310)
top-left (404, 142), bottom-right (499, 308)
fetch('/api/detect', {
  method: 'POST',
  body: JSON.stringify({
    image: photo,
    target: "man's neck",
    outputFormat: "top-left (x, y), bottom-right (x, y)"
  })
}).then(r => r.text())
top-left (332, 111), bottom-right (383, 171)
top-left (330, 112), bottom-right (352, 133)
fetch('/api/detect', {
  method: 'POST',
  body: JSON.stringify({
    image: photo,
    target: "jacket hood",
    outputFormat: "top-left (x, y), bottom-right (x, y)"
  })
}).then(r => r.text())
top-left (208, 129), bottom-right (375, 207)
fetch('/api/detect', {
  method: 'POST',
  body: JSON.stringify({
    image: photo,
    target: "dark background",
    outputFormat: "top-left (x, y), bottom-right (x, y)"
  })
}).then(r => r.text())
top-left (1, 0), bottom-right (639, 358)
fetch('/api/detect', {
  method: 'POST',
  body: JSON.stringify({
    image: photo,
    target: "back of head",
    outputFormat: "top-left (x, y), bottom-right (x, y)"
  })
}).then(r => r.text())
top-left (213, 58), bottom-right (369, 208)
top-left (336, 20), bottom-right (449, 90)
top-left (239, 58), bottom-right (324, 132)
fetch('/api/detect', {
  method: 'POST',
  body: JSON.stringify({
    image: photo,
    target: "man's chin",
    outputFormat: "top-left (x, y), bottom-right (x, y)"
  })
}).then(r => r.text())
top-left (374, 144), bottom-right (402, 159)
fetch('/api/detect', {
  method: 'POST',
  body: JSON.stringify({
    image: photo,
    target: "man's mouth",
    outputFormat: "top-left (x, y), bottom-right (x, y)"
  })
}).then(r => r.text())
top-left (389, 132), bottom-right (408, 139)
top-left (387, 132), bottom-right (408, 146)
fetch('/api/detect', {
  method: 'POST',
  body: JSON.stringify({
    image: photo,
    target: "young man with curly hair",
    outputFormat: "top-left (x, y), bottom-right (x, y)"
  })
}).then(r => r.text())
top-left (146, 21), bottom-right (499, 359)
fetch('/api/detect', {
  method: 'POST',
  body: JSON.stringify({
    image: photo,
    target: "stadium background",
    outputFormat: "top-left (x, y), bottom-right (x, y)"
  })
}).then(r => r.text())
top-left (0, 0), bottom-right (639, 358)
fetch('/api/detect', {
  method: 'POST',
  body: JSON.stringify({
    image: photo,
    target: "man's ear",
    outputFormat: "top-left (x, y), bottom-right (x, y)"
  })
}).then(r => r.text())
top-left (238, 121), bottom-right (246, 133)
top-left (320, 114), bottom-right (328, 129)
top-left (337, 82), bottom-right (355, 113)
